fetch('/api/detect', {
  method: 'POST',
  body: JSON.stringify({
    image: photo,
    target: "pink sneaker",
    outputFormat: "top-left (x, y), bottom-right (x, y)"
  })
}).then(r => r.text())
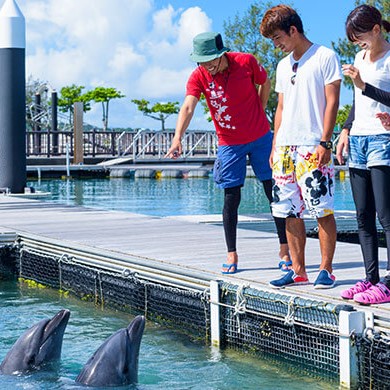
top-left (340, 280), bottom-right (372, 300)
top-left (354, 283), bottom-right (390, 305)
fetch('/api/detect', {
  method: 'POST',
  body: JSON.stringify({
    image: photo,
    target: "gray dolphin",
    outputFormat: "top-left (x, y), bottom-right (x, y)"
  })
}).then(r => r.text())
top-left (76, 315), bottom-right (145, 387)
top-left (0, 309), bottom-right (71, 375)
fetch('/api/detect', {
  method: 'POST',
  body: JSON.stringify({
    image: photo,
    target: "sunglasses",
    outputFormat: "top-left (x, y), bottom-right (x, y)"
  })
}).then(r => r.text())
top-left (291, 62), bottom-right (299, 85)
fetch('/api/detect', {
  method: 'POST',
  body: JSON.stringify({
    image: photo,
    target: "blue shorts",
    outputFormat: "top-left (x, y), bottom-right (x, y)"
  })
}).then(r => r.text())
top-left (349, 134), bottom-right (390, 170)
top-left (213, 131), bottom-right (273, 188)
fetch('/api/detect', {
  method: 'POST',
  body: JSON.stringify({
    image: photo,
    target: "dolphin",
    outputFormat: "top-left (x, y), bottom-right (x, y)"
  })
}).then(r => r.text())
top-left (76, 315), bottom-right (145, 387)
top-left (0, 309), bottom-right (71, 375)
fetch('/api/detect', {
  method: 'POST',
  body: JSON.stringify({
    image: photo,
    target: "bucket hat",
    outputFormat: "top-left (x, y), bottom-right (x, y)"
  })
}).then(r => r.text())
top-left (189, 32), bottom-right (230, 63)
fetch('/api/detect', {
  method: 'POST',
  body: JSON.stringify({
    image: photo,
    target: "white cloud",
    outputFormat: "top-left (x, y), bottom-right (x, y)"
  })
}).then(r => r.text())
top-left (135, 66), bottom-right (191, 98)
top-left (17, 0), bottom-right (213, 129)
top-left (108, 44), bottom-right (146, 76)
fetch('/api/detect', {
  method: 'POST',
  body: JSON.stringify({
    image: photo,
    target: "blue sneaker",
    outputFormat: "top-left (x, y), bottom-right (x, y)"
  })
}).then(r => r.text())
top-left (269, 270), bottom-right (309, 289)
top-left (313, 270), bottom-right (336, 289)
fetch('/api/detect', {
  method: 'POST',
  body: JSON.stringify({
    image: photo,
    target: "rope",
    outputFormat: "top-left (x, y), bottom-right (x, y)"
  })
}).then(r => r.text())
top-left (234, 284), bottom-right (249, 333)
top-left (97, 271), bottom-right (104, 308)
top-left (58, 254), bottom-right (71, 291)
top-left (284, 296), bottom-right (297, 326)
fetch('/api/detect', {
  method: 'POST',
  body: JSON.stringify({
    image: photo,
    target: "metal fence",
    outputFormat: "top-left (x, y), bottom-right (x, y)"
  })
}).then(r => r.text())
top-left (26, 128), bottom-right (218, 160)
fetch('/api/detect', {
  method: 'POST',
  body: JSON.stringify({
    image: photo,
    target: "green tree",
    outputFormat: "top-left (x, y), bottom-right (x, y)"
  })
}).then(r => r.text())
top-left (131, 99), bottom-right (180, 131)
top-left (88, 87), bottom-right (125, 131)
top-left (336, 104), bottom-right (352, 129)
top-left (58, 84), bottom-right (92, 124)
top-left (199, 94), bottom-right (212, 122)
top-left (223, 1), bottom-right (285, 126)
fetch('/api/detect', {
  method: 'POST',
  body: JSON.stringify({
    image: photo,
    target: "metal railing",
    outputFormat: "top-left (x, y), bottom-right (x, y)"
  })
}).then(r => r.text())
top-left (26, 128), bottom-right (218, 160)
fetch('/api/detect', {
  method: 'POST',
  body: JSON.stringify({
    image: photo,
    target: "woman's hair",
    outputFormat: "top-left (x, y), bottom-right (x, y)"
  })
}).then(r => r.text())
top-left (346, 4), bottom-right (390, 42)
top-left (260, 5), bottom-right (303, 38)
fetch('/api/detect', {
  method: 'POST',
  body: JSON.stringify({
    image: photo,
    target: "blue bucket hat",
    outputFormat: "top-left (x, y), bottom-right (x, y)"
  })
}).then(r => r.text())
top-left (189, 32), bottom-right (230, 63)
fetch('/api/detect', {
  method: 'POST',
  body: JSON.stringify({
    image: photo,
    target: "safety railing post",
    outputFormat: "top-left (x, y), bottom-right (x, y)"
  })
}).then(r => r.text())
top-left (339, 310), bottom-right (365, 389)
top-left (210, 280), bottom-right (221, 348)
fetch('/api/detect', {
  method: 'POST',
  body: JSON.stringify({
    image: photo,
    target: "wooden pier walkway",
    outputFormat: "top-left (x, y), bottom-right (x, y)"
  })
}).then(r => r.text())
top-left (0, 195), bottom-right (388, 319)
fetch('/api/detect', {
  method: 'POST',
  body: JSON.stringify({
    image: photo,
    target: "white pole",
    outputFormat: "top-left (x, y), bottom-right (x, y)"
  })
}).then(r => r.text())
top-left (66, 143), bottom-right (70, 178)
top-left (339, 310), bottom-right (365, 389)
top-left (210, 280), bottom-right (221, 348)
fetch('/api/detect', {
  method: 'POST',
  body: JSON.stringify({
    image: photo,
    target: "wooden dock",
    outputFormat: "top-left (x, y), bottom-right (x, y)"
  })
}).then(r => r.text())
top-left (0, 195), bottom-right (388, 319)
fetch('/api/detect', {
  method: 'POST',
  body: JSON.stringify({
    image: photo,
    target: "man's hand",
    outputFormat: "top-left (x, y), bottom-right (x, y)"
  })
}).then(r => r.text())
top-left (165, 137), bottom-right (183, 159)
top-left (316, 145), bottom-right (332, 167)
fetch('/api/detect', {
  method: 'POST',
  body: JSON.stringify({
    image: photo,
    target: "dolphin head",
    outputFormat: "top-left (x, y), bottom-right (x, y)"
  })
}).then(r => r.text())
top-left (0, 309), bottom-right (71, 375)
top-left (76, 315), bottom-right (145, 387)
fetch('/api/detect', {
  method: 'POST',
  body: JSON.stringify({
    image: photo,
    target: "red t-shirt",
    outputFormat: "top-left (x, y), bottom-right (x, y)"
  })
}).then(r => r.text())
top-left (186, 52), bottom-right (270, 146)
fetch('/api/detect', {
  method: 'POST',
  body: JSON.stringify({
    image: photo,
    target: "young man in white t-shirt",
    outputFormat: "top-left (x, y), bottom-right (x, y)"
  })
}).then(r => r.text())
top-left (260, 4), bottom-right (342, 288)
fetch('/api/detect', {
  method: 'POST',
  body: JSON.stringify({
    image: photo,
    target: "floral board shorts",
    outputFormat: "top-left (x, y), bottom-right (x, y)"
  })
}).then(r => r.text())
top-left (271, 145), bottom-right (335, 219)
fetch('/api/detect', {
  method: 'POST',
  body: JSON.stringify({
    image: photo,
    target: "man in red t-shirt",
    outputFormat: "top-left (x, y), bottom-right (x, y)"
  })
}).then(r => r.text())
top-left (166, 32), bottom-right (290, 274)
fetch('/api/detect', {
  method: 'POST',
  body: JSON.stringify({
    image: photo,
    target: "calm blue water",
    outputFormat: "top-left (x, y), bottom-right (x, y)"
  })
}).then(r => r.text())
top-left (0, 280), bottom-right (334, 389)
top-left (27, 176), bottom-right (354, 216)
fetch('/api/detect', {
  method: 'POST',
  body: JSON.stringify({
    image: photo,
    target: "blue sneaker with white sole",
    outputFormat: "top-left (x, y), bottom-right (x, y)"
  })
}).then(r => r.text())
top-left (313, 270), bottom-right (336, 289)
top-left (269, 270), bottom-right (309, 289)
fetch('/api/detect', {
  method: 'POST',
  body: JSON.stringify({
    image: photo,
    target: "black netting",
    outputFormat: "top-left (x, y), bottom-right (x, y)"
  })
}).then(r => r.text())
top-left (0, 245), bottom-right (17, 280)
top-left (18, 248), bottom-right (61, 287)
top-left (220, 284), bottom-right (340, 381)
top-left (234, 286), bottom-right (344, 330)
top-left (99, 272), bottom-right (146, 314)
top-left (146, 284), bottom-right (210, 340)
top-left (357, 333), bottom-right (390, 389)
top-left (8, 245), bottom-right (210, 341)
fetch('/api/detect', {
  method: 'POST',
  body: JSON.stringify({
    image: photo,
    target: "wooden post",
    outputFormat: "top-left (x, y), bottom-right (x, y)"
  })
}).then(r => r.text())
top-left (73, 101), bottom-right (83, 164)
top-left (51, 91), bottom-right (58, 154)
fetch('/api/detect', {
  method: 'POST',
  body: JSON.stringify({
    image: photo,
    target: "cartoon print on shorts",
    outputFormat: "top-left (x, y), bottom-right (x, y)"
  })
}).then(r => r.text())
top-left (272, 146), bottom-right (334, 219)
top-left (296, 150), bottom-right (318, 180)
top-left (272, 178), bottom-right (280, 203)
top-left (272, 146), bottom-right (295, 176)
top-left (305, 169), bottom-right (328, 206)
top-left (281, 193), bottom-right (304, 218)
top-left (303, 167), bottom-right (334, 218)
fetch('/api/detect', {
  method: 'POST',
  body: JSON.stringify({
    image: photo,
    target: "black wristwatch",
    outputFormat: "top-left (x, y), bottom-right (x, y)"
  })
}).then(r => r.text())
top-left (319, 140), bottom-right (333, 150)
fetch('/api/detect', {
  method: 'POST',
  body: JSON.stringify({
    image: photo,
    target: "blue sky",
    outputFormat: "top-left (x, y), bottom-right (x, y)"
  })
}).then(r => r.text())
top-left (14, 0), bottom-right (357, 130)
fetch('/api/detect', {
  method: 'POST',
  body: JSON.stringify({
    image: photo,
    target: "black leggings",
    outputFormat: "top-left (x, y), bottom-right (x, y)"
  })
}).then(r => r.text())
top-left (223, 180), bottom-right (287, 253)
top-left (350, 167), bottom-right (390, 285)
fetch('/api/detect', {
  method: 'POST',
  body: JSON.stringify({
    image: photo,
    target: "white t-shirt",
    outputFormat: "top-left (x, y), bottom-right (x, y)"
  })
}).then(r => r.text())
top-left (350, 49), bottom-right (390, 136)
top-left (275, 44), bottom-right (342, 146)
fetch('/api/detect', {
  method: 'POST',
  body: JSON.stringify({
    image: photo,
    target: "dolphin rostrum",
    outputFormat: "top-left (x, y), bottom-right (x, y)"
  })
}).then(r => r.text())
top-left (0, 309), bottom-right (71, 375)
top-left (76, 315), bottom-right (145, 387)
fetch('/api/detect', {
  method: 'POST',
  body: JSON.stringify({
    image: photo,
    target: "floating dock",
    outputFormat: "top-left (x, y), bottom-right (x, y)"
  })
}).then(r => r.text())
top-left (0, 195), bottom-right (388, 388)
top-left (26, 163), bottom-right (349, 179)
